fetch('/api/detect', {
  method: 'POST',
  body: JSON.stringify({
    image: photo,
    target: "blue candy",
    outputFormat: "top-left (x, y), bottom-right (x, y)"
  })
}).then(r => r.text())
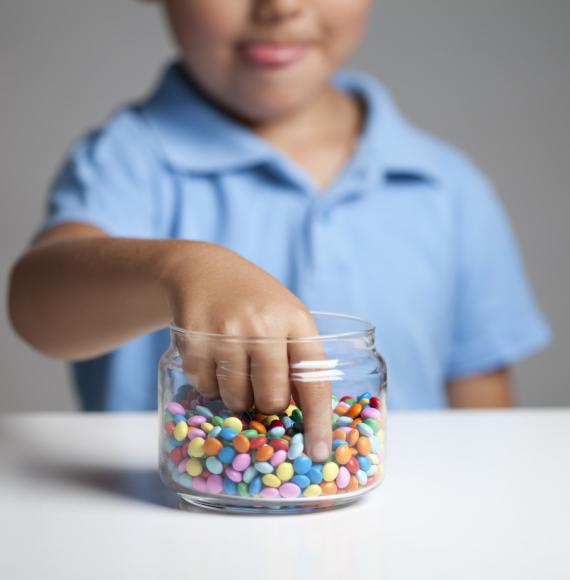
top-left (332, 439), bottom-right (348, 450)
top-left (287, 433), bottom-right (304, 460)
top-left (336, 416), bottom-right (353, 427)
top-left (248, 476), bottom-right (262, 496)
top-left (218, 446), bottom-right (237, 464)
top-left (358, 455), bottom-right (372, 472)
top-left (219, 428), bottom-right (238, 441)
top-left (243, 466), bottom-right (257, 484)
top-left (254, 461), bottom-right (274, 474)
top-left (205, 456), bottom-right (223, 475)
top-left (268, 426), bottom-right (286, 439)
top-left (357, 423), bottom-right (374, 438)
top-left (195, 405), bottom-right (214, 419)
top-left (223, 477), bottom-right (237, 495)
top-left (173, 414), bottom-right (187, 424)
top-left (356, 469), bottom-right (368, 486)
top-left (307, 466), bottom-right (323, 484)
top-left (291, 474), bottom-right (310, 490)
top-left (293, 455), bottom-right (312, 475)
top-left (208, 426), bottom-right (222, 438)
top-left (168, 436), bottom-right (184, 448)
top-left (357, 392), bottom-right (372, 400)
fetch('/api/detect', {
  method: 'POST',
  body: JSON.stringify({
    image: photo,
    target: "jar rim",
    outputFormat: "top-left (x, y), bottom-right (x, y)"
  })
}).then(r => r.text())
top-left (169, 310), bottom-right (375, 343)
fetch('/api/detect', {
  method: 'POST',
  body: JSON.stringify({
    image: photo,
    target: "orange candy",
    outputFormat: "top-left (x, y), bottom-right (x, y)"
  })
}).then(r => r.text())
top-left (233, 434), bottom-right (250, 453)
top-left (347, 428), bottom-right (359, 447)
top-left (347, 404), bottom-right (363, 418)
top-left (320, 482), bottom-right (338, 495)
top-left (203, 438), bottom-right (223, 456)
top-left (249, 420), bottom-right (267, 434)
top-left (350, 418), bottom-right (362, 428)
top-left (356, 436), bottom-right (372, 456)
top-left (334, 445), bottom-right (351, 465)
top-left (255, 445), bottom-right (274, 462)
top-left (334, 405), bottom-right (348, 416)
top-left (347, 475), bottom-right (359, 492)
top-left (332, 429), bottom-right (347, 441)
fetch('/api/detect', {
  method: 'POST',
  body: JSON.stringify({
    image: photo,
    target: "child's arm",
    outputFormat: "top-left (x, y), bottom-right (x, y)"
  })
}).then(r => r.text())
top-left (447, 369), bottom-right (513, 408)
top-left (9, 222), bottom-right (332, 460)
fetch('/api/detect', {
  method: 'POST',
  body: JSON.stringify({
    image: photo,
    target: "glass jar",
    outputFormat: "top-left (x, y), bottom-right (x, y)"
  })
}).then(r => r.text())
top-left (158, 311), bottom-right (387, 514)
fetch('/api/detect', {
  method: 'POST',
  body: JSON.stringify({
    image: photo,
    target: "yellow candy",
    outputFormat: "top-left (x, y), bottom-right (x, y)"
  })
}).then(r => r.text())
top-left (322, 461), bottom-right (339, 482)
top-left (201, 422), bottom-right (214, 433)
top-left (262, 474), bottom-right (281, 488)
top-left (174, 421), bottom-right (188, 441)
top-left (303, 484), bottom-right (322, 497)
top-left (370, 453), bottom-right (379, 465)
top-left (284, 405), bottom-right (297, 417)
top-left (188, 437), bottom-right (205, 458)
top-left (276, 462), bottom-right (294, 482)
top-left (222, 417), bottom-right (242, 433)
top-left (263, 415), bottom-right (280, 426)
top-left (186, 457), bottom-right (203, 476)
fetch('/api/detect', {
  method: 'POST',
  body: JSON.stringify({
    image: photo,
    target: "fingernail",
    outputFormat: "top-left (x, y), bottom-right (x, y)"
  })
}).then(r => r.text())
top-left (312, 442), bottom-right (329, 461)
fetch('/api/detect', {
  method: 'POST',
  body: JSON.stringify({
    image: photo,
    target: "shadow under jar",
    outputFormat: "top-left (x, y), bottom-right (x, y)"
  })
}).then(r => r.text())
top-left (158, 311), bottom-right (387, 514)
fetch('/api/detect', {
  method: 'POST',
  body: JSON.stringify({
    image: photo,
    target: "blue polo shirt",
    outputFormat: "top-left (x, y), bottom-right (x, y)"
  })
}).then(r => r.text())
top-left (42, 62), bottom-right (550, 411)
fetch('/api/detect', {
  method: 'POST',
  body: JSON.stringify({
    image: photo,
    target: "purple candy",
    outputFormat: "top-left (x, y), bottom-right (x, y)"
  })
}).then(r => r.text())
top-left (188, 428), bottom-right (206, 440)
top-left (279, 483), bottom-right (301, 498)
top-left (177, 458), bottom-right (188, 473)
top-left (270, 449), bottom-right (287, 467)
top-left (166, 402), bottom-right (185, 416)
top-left (361, 407), bottom-right (381, 420)
top-left (225, 466), bottom-right (243, 483)
top-left (231, 453), bottom-right (252, 472)
top-left (336, 466), bottom-right (350, 489)
top-left (192, 476), bottom-right (207, 492)
top-left (188, 415), bottom-right (207, 427)
top-left (206, 474), bottom-right (223, 494)
top-left (260, 487), bottom-right (280, 498)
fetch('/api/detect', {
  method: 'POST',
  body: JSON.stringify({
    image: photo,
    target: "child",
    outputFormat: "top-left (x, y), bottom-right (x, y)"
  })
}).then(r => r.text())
top-left (8, 0), bottom-right (549, 461)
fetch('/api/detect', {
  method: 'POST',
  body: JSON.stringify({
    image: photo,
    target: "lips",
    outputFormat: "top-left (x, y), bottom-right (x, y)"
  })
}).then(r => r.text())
top-left (238, 42), bottom-right (310, 68)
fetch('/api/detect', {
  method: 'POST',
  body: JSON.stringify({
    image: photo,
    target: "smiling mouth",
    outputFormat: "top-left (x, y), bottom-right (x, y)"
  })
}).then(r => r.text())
top-left (237, 41), bottom-right (312, 68)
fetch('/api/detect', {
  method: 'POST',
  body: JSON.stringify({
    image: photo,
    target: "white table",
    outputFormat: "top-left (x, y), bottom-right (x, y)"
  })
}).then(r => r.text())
top-left (1, 411), bottom-right (569, 579)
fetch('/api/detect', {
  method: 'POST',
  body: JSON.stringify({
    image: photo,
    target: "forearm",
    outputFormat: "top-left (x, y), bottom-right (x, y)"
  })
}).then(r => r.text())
top-left (447, 369), bottom-right (514, 408)
top-left (8, 235), bottom-right (213, 360)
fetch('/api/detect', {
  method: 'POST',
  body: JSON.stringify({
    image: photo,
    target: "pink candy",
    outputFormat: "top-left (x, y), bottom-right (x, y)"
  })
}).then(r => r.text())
top-left (270, 449), bottom-right (287, 467)
top-left (226, 467), bottom-right (242, 483)
top-left (206, 475), bottom-right (223, 494)
top-left (177, 459), bottom-right (189, 474)
top-left (279, 483), bottom-right (301, 498)
top-left (361, 407), bottom-right (381, 420)
top-left (188, 428), bottom-right (206, 440)
top-left (336, 466), bottom-right (350, 489)
top-left (166, 402), bottom-right (185, 416)
top-left (259, 487), bottom-right (279, 498)
top-left (188, 415), bottom-right (207, 426)
top-left (231, 453), bottom-right (251, 472)
top-left (192, 477), bottom-right (207, 492)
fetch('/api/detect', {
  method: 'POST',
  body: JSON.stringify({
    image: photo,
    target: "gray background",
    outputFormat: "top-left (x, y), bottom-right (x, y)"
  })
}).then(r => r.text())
top-left (1, 0), bottom-right (568, 411)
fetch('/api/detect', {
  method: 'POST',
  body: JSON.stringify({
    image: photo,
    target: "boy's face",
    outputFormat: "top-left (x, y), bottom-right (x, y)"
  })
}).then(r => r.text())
top-left (164, 0), bottom-right (371, 122)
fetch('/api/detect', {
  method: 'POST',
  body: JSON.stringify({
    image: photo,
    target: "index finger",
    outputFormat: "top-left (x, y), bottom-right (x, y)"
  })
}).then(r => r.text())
top-left (288, 316), bottom-right (332, 463)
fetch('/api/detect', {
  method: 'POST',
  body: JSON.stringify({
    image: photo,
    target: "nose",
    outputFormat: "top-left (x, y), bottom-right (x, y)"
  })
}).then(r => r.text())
top-left (253, 0), bottom-right (305, 22)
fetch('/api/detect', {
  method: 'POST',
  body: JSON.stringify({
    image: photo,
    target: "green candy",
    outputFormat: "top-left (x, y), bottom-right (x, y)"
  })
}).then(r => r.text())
top-left (237, 482), bottom-right (249, 497)
top-left (213, 416), bottom-right (224, 427)
top-left (164, 411), bottom-right (173, 423)
top-left (291, 409), bottom-right (303, 422)
top-left (242, 429), bottom-right (258, 439)
top-left (364, 418), bottom-right (380, 433)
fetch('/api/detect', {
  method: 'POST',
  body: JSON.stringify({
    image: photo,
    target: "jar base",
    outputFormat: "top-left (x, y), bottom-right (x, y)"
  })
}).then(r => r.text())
top-left (177, 486), bottom-right (374, 515)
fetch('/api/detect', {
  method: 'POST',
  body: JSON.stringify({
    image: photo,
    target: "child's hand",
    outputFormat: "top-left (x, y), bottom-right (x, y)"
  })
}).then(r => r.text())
top-left (165, 243), bottom-right (332, 461)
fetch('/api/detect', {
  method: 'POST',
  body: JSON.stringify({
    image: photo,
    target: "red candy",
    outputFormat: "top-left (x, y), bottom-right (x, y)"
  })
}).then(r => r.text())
top-left (370, 397), bottom-right (381, 409)
top-left (270, 438), bottom-right (289, 452)
top-left (269, 420), bottom-right (284, 429)
top-left (165, 421), bottom-right (175, 436)
top-left (169, 447), bottom-right (184, 464)
top-left (347, 456), bottom-right (360, 474)
top-left (250, 436), bottom-right (268, 449)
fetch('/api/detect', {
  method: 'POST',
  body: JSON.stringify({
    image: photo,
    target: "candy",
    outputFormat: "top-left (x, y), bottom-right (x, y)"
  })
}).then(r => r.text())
top-left (293, 455), bottom-right (312, 475)
top-left (262, 474), bottom-right (281, 488)
top-left (232, 453), bottom-right (251, 472)
top-left (188, 437), bottom-right (206, 458)
top-left (174, 421), bottom-right (188, 441)
top-left (323, 462), bottom-right (340, 482)
top-left (162, 388), bottom-right (385, 501)
top-left (279, 483), bottom-right (301, 498)
top-left (276, 462), bottom-right (294, 482)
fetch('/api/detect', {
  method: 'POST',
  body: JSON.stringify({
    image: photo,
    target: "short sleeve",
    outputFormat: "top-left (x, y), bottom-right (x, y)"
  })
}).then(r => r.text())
top-left (39, 110), bottom-right (163, 239)
top-left (446, 164), bottom-right (551, 379)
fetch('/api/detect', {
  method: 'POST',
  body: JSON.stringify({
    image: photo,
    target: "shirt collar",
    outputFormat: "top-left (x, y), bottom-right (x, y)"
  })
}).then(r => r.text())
top-left (141, 62), bottom-right (443, 183)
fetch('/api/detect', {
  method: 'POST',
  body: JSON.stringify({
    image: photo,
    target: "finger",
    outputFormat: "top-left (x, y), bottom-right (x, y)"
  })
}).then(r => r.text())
top-left (249, 341), bottom-right (291, 415)
top-left (180, 335), bottom-right (220, 400)
top-left (288, 319), bottom-right (332, 462)
top-left (215, 341), bottom-right (252, 412)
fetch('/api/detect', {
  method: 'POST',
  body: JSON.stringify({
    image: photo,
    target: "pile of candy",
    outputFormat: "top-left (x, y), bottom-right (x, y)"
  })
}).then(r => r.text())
top-left (161, 389), bottom-right (385, 500)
